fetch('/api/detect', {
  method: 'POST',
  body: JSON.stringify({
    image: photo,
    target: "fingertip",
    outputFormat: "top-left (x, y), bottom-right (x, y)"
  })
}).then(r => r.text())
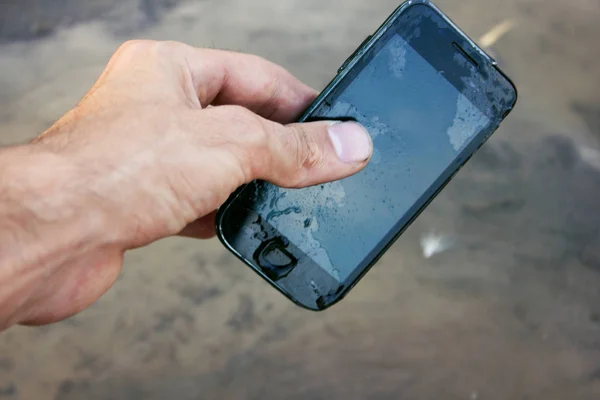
top-left (327, 121), bottom-right (373, 164)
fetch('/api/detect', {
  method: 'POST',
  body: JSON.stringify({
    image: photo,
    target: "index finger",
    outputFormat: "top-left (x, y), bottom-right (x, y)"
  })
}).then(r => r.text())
top-left (183, 47), bottom-right (318, 123)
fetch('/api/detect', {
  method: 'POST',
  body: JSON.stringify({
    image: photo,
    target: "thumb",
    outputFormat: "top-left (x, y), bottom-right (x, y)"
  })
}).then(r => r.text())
top-left (260, 120), bottom-right (373, 188)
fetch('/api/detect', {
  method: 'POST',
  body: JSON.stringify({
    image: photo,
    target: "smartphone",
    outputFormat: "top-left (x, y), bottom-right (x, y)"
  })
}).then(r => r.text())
top-left (216, 0), bottom-right (517, 310)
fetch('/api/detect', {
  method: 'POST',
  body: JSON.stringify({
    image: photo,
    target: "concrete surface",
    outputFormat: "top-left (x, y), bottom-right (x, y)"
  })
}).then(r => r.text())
top-left (1, 0), bottom-right (600, 398)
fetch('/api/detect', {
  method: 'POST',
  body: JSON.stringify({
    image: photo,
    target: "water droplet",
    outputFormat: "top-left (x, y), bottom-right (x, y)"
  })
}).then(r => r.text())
top-left (309, 280), bottom-right (320, 295)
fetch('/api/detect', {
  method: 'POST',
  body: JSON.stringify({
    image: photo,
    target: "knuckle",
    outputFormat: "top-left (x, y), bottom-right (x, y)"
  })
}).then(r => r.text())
top-left (153, 40), bottom-right (188, 56)
top-left (233, 107), bottom-right (271, 181)
top-left (225, 104), bottom-right (257, 120)
top-left (288, 126), bottom-right (323, 170)
top-left (229, 106), bottom-right (267, 136)
top-left (259, 75), bottom-right (283, 119)
top-left (209, 105), bottom-right (271, 172)
top-left (116, 40), bottom-right (187, 59)
top-left (246, 53), bottom-right (271, 67)
top-left (117, 39), bottom-right (154, 55)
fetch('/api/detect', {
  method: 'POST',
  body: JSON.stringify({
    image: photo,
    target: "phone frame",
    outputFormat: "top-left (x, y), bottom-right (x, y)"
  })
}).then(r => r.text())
top-left (216, 0), bottom-right (518, 310)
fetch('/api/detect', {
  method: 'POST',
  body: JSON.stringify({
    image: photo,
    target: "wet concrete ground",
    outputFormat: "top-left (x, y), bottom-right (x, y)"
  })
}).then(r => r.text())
top-left (1, 0), bottom-right (600, 398)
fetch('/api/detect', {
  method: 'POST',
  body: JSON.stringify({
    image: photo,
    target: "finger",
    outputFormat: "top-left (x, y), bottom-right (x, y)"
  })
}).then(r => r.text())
top-left (183, 47), bottom-right (318, 123)
top-left (178, 211), bottom-right (217, 240)
top-left (268, 120), bottom-right (373, 187)
top-left (205, 106), bottom-right (373, 187)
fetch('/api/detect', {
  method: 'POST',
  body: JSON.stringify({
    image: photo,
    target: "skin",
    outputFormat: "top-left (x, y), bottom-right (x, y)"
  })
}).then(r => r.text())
top-left (0, 40), bottom-right (372, 331)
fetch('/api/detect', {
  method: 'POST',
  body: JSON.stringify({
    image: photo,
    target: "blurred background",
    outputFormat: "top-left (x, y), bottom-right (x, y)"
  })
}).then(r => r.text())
top-left (1, 0), bottom-right (600, 398)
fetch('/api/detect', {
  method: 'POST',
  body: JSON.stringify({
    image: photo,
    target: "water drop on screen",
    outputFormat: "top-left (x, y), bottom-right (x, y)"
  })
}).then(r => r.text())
top-left (309, 280), bottom-right (320, 295)
top-left (332, 268), bottom-right (341, 281)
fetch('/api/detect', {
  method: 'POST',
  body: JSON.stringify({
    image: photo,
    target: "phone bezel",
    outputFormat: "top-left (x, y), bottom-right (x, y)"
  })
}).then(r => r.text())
top-left (215, 0), bottom-right (518, 310)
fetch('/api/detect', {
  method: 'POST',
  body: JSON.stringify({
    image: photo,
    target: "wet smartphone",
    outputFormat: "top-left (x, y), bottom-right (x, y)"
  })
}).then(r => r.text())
top-left (216, 0), bottom-right (517, 310)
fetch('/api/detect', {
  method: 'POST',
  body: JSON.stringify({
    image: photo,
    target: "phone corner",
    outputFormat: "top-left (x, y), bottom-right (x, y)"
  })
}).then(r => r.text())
top-left (213, 207), bottom-right (228, 245)
top-left (292, 298), bottom-right (334, 313)
top-left (509, 80), bottom-right (519, 108)
top-left (214, 185), bottom-right (247, 245)
top-left (292, 300), bottom-right (325, 312)
top-left (495, 65), bottom-right (519, 113)
top-left (398, 0), bottom-right (435, 14)
top-left (409, 0), bottom-right (445, 11)
top-left (214, 205), bottom-right (238, 260)
top-left (280, 285), bottom-right (347, 312)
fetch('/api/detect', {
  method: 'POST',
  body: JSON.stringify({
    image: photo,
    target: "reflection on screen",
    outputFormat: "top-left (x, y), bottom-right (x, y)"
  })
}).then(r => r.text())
top-left (252, 34), bottom-right (490, 281)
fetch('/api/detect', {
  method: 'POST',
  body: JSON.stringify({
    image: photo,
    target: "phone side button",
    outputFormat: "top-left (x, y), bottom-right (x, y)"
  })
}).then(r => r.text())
top-left (337, 57), bottom-right (352, 74)
top-left (338, 35), bottom-right (372, 74)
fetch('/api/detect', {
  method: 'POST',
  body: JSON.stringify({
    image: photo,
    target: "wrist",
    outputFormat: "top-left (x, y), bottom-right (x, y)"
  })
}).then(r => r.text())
top-left (0, 145), bottom-right (115, 325)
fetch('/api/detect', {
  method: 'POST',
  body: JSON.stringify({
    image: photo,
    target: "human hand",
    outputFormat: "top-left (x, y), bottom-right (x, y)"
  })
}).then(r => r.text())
top-left (0, 40), bottom-right (372, 327)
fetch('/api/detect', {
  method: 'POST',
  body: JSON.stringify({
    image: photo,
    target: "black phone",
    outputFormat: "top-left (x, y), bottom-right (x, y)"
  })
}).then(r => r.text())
top-left (216, 0), bottom-right (517, 310)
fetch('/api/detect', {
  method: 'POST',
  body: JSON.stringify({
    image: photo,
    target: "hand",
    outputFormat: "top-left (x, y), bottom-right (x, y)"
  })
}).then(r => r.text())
top-left (0, 40), bottom-right (372, 327)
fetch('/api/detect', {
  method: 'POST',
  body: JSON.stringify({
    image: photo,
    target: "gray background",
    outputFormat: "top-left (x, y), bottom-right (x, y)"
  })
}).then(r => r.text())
top-left (1, 0), bottom-right (600, 399)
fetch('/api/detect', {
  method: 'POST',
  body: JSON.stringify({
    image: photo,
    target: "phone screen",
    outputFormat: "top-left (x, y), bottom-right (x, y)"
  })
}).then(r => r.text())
top-left (254, 32), bottom-right (490, 282)
top-left (219, 4), bottom-right (516, 308)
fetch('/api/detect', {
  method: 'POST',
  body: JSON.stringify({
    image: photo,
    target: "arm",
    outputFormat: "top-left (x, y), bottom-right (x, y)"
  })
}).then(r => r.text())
top-left (0, 145), bottom-right (121, 329)
top-left (0, 41), bottom-right (372, 330)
